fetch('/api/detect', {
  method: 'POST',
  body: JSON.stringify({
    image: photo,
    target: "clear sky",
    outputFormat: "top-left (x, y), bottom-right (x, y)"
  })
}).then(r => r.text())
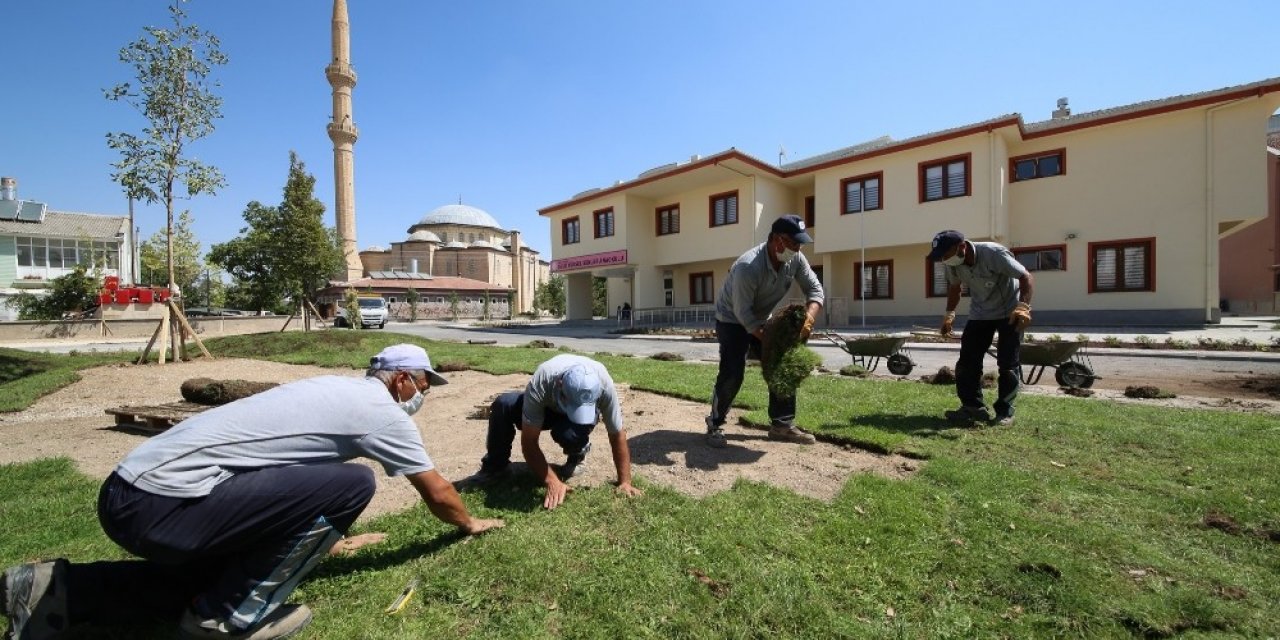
top-left (5, 1), bottom-right (1276, 261)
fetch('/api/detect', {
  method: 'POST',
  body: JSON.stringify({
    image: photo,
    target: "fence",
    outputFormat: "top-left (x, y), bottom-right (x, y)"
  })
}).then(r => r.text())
top-left (618, 296), bottom-right (849, 329)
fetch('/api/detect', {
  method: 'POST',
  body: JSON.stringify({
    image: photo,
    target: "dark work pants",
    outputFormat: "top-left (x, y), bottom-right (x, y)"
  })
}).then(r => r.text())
top-left (708, 320), bottom-right (796, 429)
top-left (956, 317), bottom-right (1022, 418)
top-left (68, 463), bottom-right (374, 631)
top-left (481, 391), bottom-right (594, 470)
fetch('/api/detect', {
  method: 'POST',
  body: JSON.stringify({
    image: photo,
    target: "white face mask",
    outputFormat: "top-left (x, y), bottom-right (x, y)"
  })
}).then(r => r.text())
top-left (400, 389), bottom-right (425, 415)
top-left (942, 254), bottom-right (964, 267)
top-left (777, 245), bottom-right (797, 264)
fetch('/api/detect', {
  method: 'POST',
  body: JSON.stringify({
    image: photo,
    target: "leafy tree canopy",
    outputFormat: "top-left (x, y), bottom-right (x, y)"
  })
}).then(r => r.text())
top-left (5, 266), bottom-right (101, 321)
top-left (139, 210), bottom-right (201, 293)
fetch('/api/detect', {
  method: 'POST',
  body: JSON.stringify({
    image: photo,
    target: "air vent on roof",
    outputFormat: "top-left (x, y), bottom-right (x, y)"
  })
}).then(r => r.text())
top-left (638, 162), bottom-right (678, 178)
top-left (1052, 97), bottom-right (1071, 119)
top-left (572, 187), bottom-right (601, 199)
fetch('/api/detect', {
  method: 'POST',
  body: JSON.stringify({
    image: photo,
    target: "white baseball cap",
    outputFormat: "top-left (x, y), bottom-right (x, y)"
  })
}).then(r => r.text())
top-left (557, 365), bottom-right (601, 425)
top-left (369, 344), bottom-right (449, 386)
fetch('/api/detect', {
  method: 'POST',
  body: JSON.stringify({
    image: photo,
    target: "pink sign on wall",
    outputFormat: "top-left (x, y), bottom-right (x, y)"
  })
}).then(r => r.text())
top-left (551, 249), bottom-right (628, 273)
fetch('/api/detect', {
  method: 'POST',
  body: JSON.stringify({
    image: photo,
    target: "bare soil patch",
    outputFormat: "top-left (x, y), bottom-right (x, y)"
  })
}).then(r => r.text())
top-left (0, 359), bottom-right (917, 521)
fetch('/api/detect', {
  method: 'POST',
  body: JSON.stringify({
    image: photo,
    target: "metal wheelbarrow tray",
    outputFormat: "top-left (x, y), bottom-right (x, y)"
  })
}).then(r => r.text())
top-left (823, 332), bottom-right (915, 375)
top-left (1018, 340), bottom-right (1097, 388)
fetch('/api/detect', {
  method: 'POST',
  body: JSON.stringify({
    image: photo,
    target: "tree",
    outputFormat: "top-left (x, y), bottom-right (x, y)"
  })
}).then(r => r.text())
top-left (448, 291), bottom-right (461, 321)
top-left (208, 153), bottom-right (345, 313)
top-left (5, 266), bottom-right (101, 321)
top-left (139, 210), bottom-right (201, 293)
top-left (592, 277), bottom-right (608, 317)
top-left (533, 274), bottom-right (566, 317)
top-left (191, 268), bottom-right (226, 309)
top-left (342, 287), bottom-right (361, 330)
top-left (405, 288), bottom-right (420, 323)
top-left (105, 0), bottom-right (227, 293)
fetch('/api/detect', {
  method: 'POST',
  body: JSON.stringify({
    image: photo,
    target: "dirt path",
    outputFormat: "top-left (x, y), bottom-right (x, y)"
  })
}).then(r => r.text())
top-left (0, 360), bottom-right (918, 520)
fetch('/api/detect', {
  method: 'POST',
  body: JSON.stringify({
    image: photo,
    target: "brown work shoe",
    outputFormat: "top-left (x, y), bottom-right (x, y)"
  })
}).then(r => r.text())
top-left (2, 559), bottom-right (69, 640)
top-left (768, 425), bottom-right (816, 445)
top-left (705, 429), bottom-right (727, 448)
top-left (179, 603), bottom-right (312, 639)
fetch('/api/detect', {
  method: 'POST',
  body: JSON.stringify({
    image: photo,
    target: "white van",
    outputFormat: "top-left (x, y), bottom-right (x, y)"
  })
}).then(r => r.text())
top-left (336, 296), bottom-right (388, 329)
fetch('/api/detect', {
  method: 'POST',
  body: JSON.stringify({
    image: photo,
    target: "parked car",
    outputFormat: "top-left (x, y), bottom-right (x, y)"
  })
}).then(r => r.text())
top-left (335, 297), bottom-right (388, 329)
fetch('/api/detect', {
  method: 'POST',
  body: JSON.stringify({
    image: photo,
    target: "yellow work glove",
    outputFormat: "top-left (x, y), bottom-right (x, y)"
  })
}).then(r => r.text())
top-left (800, 313), bottom-right (815, 341)
top-left (941, 311), bottom-right (956, 337)
top-left (1009, 302), bottom-right (1032, 331)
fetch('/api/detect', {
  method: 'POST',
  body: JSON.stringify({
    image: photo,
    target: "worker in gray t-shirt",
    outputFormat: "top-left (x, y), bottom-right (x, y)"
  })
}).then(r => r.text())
top-left (0, 344), bottom-right (503, 640)
top-left (468, 354), bottom-right (641, 510)
top-left (929, 229), bottom-right (1035, 425)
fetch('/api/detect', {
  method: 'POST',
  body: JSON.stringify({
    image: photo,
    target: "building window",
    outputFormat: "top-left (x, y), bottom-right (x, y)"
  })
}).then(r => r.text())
top-left (811, 265), bottom-right (824, 287)
top-left (709, 191), bottom-right (738, 227)
top-left (1090, 238), bottom-right (1154, 293)
top-left (804, 196), bottom-right (815, 228)
top-left (920, 154), bottom-right (970, 202)
top-left (593, 207), bottom-right (615, 238)
top-left (690, 272), bottom-right (714, 305)
top-left (926, 259), bottom-right (970, 298)
top-left (841, 172), bottom-right (883, 214)
top-left (440, 232), bottom-right (449, 243)
top-left (1013, 245), bottom-right (1066, 272)
top-left (1011, 149), bottom-right (1066, 182)
top-left (656, 204), bottom-right (680, 236)
top-left (855, 260), bottom-right (893, 300)
top-left (562, 217), bottom-right (581, 245)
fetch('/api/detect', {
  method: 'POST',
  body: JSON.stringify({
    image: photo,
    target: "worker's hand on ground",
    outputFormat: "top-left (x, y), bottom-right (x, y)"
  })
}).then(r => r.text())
top-left (543, 478), bottom-right (572, 510)
top-left (941, 312), bottom-right (956, 337)
top-left (800, 313), bottom-right (815, 341)
top-left (328, 532), bottom-right (388, 556)
top-left (1009, 302), bottom-right (1032, 331)
top-left (463, 518), bottom-right (505, 535)
top-left (615, 482), bottom-right (644, 498)
top-left (752, 327), bottom-right (766, 340)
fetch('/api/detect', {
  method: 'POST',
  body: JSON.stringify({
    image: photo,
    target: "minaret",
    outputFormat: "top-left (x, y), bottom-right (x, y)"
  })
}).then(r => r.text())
top-left (326, 0), bottom-right (363, 281)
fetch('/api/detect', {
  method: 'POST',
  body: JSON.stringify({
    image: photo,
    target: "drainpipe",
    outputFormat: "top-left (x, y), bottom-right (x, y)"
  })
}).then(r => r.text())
top-left (1205, 98), bottom-right (1249, 323)
top-left (988, 131), bottom-right (997, 241)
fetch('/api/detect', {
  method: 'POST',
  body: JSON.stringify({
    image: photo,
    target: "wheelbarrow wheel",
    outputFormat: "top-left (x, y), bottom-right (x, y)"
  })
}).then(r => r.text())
top-left (886, 354), bottom-right (914, 376)
top-left (1054, 362), bottom-right (1094, 388)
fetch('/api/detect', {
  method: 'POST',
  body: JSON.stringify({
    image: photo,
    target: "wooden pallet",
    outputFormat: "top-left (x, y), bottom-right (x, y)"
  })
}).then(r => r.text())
top-left (105, 402), bottom-right (210, 435)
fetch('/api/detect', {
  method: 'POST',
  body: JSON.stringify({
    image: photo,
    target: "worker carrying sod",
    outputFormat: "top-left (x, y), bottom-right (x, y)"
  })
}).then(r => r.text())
top-left (704, 214), bottom-right (825, 448)
top-left (929, 229), bottom-right (1035, 426)
top-left (465, 354), bottom-right (642, 510)
top-left (1, 343), bottom-right (503, 640)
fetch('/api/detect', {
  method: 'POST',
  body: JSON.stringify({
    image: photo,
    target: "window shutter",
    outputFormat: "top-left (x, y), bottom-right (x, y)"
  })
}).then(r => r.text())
top-left (846, 182), bottom-right (862, 213)
top-left (1123, 246), bottom-right (1146, 289)
top-left (865, 178), bottom-right (880, 210)
top-left (672, 210), bottom-right (680, 233)
top-left (713, 199), bottom-right (725, 226)
top-left (1095, 247), bottom-right (1117, 290)
top-left (946, 161), bottom-right (965, 197)
top-left (925, 166), bottom-right (943, 200)
top-left (932, 262), bottom-right (948, 296)
top-left (727, 196), bottom-right (738, 224)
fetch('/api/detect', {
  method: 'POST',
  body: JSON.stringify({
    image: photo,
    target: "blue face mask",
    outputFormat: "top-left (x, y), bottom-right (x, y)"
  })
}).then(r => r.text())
top-left (400, 389), bottom-right (425, 415)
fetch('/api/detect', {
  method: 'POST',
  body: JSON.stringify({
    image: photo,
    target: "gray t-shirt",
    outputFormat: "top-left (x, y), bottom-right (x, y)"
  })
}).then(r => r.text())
top-left (945, 241), bottom-right (1029, 321)
top-left (522, 354), bottom-right (624, 435)
top-left (115, 376), bottom-right (433, 498)
top-left (714, 242), bottom-right (825, 333)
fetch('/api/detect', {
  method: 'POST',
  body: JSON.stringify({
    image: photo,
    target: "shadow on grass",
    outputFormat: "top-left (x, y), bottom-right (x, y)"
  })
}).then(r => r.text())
top-left (312, 529), bottom-right (474, 579)
top-left (850, 412), bottom-right (960, 438)
top-left (0, 353), bottom-right (51, 384)
top-left (628, 429), bottom-right (766, 470)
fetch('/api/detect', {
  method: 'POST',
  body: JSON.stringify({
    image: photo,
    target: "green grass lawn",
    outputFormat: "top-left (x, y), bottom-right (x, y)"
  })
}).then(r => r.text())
top-left (2, 331), bottom-right (1278, 638)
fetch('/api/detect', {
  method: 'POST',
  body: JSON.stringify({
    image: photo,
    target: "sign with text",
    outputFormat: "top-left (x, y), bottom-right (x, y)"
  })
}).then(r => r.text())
top-left (551, 249), bottom-right (628, 273)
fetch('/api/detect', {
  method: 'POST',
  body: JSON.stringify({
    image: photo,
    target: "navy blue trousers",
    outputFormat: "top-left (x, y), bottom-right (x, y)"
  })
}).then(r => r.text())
top-left (956, 317), bottom-right (1022, 418)
top-left (480, 391), bottom-right (593, 470)
top-left (67, 463), bottom-right (374, 631)
top-left (708, 320), bottom-right (796, 429)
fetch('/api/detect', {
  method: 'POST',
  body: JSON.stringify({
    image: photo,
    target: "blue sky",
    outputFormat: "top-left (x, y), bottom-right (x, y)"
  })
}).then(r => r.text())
top-left (6, 1), bottom-right (1277, 260)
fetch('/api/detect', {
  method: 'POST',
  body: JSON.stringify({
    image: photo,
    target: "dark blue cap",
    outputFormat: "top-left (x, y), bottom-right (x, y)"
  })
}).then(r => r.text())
top-left (770, 214), bottom-right (813, 244)
top-left (927, 230), bottom-right (965, 260)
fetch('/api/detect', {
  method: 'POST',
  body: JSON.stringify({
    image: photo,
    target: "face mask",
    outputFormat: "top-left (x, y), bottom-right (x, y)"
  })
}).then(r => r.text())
top-left (942, 254), bottom-right (964, 267)
top-left (778, 245), bottom-right (797, 264)
top-left (400, 389), bottom-right (425, 415)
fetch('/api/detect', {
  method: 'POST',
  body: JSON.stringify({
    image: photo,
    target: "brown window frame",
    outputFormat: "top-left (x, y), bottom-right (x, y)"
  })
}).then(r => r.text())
top-left (689, 271), bottom-right (715, 305)
top-left (592, 207), bottom-right (615, 239)
top-left (1010, 148), bottom-right (1066, 182)
top-left (1012, 244), bottom-right (1067, 272)
top-left (562, 216), bottom-right (581, 245)
top-left (709, 190), bottom-right (739, 228)
top-left (854, 260), bottom-right (894, 300)
top-left (925, 258), bottom-right (970, 298)
top-left (656, 204), bottom-right (680, 236)
top-left (840, 171), bottom-right (884, 214)
top-left (804, 195), bottom-right (816, 228)
top-left (1089, 237), bottom-right (1155, 293)
top-left (919, 153), bottom-right (971, 202)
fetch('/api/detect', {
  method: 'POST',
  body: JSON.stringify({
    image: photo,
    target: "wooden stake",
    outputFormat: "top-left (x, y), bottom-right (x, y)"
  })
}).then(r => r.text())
top-left (306, 299), bottom-right (328, 328)
top-left (169, 300), bottom-right (213, 359)
top-left (157, 304), bottom-right (170, 365)
top-left (137, 315), bottom-right (165, 365)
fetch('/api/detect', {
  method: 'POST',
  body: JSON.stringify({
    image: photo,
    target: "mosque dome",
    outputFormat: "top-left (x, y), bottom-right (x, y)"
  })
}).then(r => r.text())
top-left (406, 230), bottom-right (441, 243)
top-left (443, 241), bottom-right (467, 249)
top-left (471, 239), bottom-right (494, 249)
top-left (362, 245), bottom-right (388, 252)
top-left (418, 204), bottom-right (503, 230)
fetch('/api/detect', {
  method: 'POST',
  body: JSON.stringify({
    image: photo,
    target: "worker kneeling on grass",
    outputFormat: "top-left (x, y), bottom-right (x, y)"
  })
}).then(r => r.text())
top-left (1, 343), bottom-right (503, 640)
top-left (465, 354), bottom-right (642, 510)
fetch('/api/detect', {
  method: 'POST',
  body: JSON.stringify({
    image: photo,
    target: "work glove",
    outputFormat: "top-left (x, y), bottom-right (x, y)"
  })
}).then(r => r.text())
top-left (941, 311), bottom-right (956, 338)
top-left (800, 313), bottom-right (815, 341)
top-left (1009, 302), bottom-right (1032, 331)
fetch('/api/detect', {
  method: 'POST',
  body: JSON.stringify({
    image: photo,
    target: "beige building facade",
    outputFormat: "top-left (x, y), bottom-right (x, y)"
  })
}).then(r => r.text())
top-left (540, 78), bottom-right (1280, 326)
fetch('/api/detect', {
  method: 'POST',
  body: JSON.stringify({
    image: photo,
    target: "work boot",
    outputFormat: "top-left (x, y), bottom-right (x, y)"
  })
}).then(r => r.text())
top-left (556, 443), bottom-right (592, 480)
top-left (2, 559), bottom-right (69, 640)
top-left (768, 424), bottom-right (816, 445)
top-left (991, 413), bottom-right (1015, 427)
top-left (705, 416), bottom-right (727, 448)
top-left (944, 405), bottom-right (992, 425)
top-left (178, 603), bottom-right (312, 639)
top-left (460, 464), bottom-right (511, 488)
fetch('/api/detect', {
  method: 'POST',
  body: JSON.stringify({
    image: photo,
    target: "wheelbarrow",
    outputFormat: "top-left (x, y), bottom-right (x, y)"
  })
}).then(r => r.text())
top-left (823, 332), bottom-right (915, 375)
top-left (1017, 340), bottom-right (1097, 388)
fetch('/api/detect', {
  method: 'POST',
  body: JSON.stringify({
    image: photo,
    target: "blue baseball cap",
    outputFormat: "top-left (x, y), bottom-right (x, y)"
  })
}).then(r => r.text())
top-left (927, 230), bottom-right (965, 260)
top-left (369, 344), bottom-right (449, 386)
top-left (557, 365), bottom-right (602, 425)
top-left (770, 214), bottom-right (813, 244)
